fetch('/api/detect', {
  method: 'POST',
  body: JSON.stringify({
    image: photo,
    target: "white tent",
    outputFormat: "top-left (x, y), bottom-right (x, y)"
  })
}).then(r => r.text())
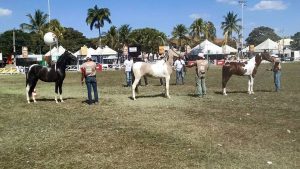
top-left (255, 38), bottom-right (279, 52)
top-left (242, 46), bottom-right (249, 52)
top-left (101, 46), bottom-right (117, 55)
top-left (222, 45), bottom-right (237, 54)
top-left (45, 45), bottom-right (66, 56)
top-left (190, 39), bottom-right (223, 55)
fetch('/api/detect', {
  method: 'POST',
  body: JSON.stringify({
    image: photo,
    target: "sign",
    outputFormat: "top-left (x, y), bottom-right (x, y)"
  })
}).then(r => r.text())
top-left (249, 45), bottom-right (255, 52)
top-left (159, 46), bottom-right (170, 54)
top-left (80, 46), bottom-right (88, 55)
top-left (0, 52), bottom-right (2, 61)
top-left (22, 46), bottom-right (28, 58)
top-left (129, 47), bottom-right (137, 52)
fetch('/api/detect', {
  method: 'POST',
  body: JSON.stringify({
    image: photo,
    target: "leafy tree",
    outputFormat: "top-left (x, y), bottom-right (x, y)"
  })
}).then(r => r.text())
top-left (86, 5), bottom-right (111, 47)
top-left (0, 30), bottom-right (31, 57)
top-left (104, 26), bottom-right (119, 51)
top-left (245, 26), bottom-right (280, 46)
top-left (190, 18), bottom-right (204, 43)
top-left (44, 19), bottom-right (65, 41)
top-left (129, 28), bottom-right (166, 54)
top-left (172, 24), bottom-right (188, 51)
top-left (20, 9), bottom-right (48, 54)
top-left (290, 32), bottom-right (300, 50)
top-left (60, 27), bottom-right (90, 53)
top-left (221, 11), bottom-right (241, 44)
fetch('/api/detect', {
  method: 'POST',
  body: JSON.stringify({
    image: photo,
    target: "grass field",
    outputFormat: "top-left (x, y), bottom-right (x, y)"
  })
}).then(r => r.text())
top-left (0, 62), bottom-right (299, 169)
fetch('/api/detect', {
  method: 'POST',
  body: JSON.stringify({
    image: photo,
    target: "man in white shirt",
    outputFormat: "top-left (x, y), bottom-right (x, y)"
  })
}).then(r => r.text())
top-left (124, 56), bottom-right (133, 87)
top-left (173, 56), bottom-right (185, 85)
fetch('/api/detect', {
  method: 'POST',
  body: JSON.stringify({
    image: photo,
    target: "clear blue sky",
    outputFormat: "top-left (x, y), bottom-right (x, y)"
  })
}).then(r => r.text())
top-left (0, 0), bottom-right (299, 40)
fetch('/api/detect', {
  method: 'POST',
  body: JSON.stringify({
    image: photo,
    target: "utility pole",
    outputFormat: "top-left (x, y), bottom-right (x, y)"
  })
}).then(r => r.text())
top-left (239, 0), bottom-right (246, 60)
top-left (13, 29), bottom-right (16, 59)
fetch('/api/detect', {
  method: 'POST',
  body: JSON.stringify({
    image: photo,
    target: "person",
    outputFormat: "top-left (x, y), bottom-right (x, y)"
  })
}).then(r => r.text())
top-left (124, 56), bottom-right (133, 87)
top-left (81, 56), bottom-right (99, 105)
top-left (186, 53), bottom-right (209, 98)
top-left (173, 55), bottom-right (185, 85)
top-left (267, 54), bottom-right (282, 92)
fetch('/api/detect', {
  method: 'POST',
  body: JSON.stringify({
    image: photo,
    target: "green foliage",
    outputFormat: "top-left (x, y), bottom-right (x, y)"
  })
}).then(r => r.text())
top-left (290, 32), bottom-right (300, 50)
top-left (172, 24), bottom-right (189, 51)
top-left (60, 28), bottom-right (90, 52)
top-left (129, 28), bottom-right (166, 53)
top-left (221, 11), bottom-right (241, 39)
top-left (245, 26), bottom-right (280, 46)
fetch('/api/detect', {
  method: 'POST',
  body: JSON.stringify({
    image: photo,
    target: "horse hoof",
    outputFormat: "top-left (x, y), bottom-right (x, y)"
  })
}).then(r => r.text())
top-left (223, 93), bottom-right (227, 96)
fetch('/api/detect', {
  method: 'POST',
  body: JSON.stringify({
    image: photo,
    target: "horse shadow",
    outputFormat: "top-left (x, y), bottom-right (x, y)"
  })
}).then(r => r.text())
top-left (129, 93), bottom-right (165, 100)
top-left (33, 97), bottom-right (76, 102)
top-left (214, 89), bottom-right (273, 95)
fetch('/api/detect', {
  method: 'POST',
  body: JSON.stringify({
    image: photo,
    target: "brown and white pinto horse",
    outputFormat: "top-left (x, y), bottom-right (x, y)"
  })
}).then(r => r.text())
top-left (222, 52), bottom-right (273, 95)
top-left (131, 50), bottom-right (175, 100)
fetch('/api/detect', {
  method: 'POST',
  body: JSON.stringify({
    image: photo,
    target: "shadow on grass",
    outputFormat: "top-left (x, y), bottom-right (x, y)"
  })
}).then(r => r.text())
top-left (214, 89), bottom-right (273, 95)
top-left (129, 93), bottom-right (165, 100)
top-left (33, 97), bottom-right (76, 102)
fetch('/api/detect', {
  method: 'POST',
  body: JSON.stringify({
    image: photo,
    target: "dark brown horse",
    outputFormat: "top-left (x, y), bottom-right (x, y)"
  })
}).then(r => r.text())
top-left (26, 51), bottom-right (77, 103)
top-left (222, 53), bottom-right (273, 95)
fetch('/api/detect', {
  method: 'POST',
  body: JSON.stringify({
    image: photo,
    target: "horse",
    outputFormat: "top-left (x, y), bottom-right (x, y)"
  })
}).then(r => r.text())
top-left (222, 52), bottom-right (273, 95)
top-left (26, 51), bottom-right (77, 103)
top-left (131, 49), bottom-right (175, 100)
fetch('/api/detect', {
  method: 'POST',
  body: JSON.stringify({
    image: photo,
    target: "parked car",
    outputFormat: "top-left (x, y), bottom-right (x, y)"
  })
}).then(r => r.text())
top-left (281, 57), bottom-right (294, 61)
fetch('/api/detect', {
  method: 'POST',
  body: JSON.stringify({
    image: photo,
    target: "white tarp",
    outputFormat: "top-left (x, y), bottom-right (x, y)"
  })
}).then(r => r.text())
top-left (222, 45), bottom-right (237, 54)
top-left (45, 46), bottom-right (66, 56)
top-left (255, 38), bottom-right (279, 52)
top-left (190, 39), bottom-right (223, 55)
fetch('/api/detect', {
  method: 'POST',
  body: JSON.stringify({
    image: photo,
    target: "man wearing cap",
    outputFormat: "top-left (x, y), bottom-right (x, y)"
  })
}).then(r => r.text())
top-left (81, 56), bottom-right (99, 105)
top-left (186, 53), bottom-right (209, 97)
top-left (173, 55), bottom-right (186, 85)
top-left (267, 54), bottom-right (282, 92)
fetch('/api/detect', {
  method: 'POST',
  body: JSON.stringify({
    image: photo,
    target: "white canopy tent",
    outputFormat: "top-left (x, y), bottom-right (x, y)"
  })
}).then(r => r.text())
top-left (222, 45), bottom-right (237, 54)
top-left (254, 38), bottom-right (279, 52)
top-left (190, 39), bottom-right (223, 55)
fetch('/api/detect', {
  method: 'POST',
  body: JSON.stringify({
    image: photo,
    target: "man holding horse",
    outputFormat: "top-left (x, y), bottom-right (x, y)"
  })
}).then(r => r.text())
top-left (267, 54), bottom-right (282, 92)
top-left (186, 53), bottom-right (209, 98)
top-left (81, 56), bottom-right (99, 105)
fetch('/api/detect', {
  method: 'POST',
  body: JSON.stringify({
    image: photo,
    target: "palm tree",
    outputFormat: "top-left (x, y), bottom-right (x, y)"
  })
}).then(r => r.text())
top-left (189, 18), bottom-right (204, 42)
top-left (203, 21), bottom-right (216, 41)
top-left (221, 11), bottom-right (241, 40)
top-left (20, 9), bottom-right (48, 54)
top-left (118, 24), bottom-right (132, 46)
top-left (105, 26), bottom-right (119, 50)
top-left (172, 24), bottom-right (188, 51)
top-left (86, 5), bottom-right (111, 47)
top-left (45, 19), bottom-right (65, 41)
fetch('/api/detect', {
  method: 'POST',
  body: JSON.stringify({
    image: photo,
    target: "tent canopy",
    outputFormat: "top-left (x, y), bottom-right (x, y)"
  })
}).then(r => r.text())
top-left (222, 45), bottom-right (237, 54)
top-left (190, 39), bottom-right (223, 55)
top-left (254, 38), bottom-right (278, 52)
top-left (45, 45), bottom-right (66, 56)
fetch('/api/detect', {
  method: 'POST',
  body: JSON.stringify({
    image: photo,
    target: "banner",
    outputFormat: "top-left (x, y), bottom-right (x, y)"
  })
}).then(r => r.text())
top-left (0, 53), bottom-right (2, 60)
top-left (80, 46), bottom-right (88, 55)
top-left (249, 45), bottom-right (255, 52)
top-left (22, 46), bottom-right (28, 58)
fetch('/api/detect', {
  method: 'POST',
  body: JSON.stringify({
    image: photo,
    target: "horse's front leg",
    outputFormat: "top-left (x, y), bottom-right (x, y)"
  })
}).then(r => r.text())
top-left (26, 84), bottom-right (31, 103)
top-left (165, 76), bottom-right (171, 99)
top-left (248, 76), bottom-right (254, 94)
top-left (55, 82), bottom-right (59, 103)
top-left (58, 82), bottom-right (64, 103)
top-left (250, 77), bottom-right (255, 94)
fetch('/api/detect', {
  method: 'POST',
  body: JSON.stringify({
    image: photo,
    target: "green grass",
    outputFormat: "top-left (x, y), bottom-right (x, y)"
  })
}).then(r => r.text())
top-left (0, 62), bottom-right (299, 169)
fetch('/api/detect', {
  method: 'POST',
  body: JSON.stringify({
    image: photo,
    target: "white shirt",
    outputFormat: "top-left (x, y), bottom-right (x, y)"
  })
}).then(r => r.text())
top-left (124, 59), bottom-right (133, 72)
top-left (174, 59), bottom-right (185, 71)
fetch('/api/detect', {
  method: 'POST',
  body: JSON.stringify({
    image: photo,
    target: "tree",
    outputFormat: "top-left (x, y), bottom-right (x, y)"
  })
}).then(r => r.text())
top-left (20, 9), bottom-right (48, 54)
top-left (245, 26), bottom-right (280, 46)
top-left (104, 26), bottom-right (119, 51)
top-left (290, 32), bottom-right (300, 50)
top-left (86, 5), bottom-right (111, 47)
top-left (0, 30), bottom-right (31, 57)
top-left (44, 19), bottom-right (65, 41)
top-left (60, 27), bottom-right (90, 53)
top-left (203, 21), bottom-right (216, 41)
top-left (190, 18), bottom-right (204, 43)
top-left (118, 24), bottom-right (132, 46)
top-left (172, 24), bottom-right (188, 51)
top-left (221, 11), bottom-right (241, 41)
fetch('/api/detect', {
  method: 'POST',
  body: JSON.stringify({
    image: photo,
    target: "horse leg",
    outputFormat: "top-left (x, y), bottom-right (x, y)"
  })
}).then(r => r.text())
top-left (55, 82), bottom-right (59, 103)
top-left (222, 74), bottom-right (232, 96)
top-left (58, 82), bottom-right (64, 102)
top-left (29, 80), bottom-right (38, 103)
top-left (165, 76), bottom-right (171, 99)
top-left (26, 84), bottom-right (31, 103)
top-left (132, 77), bottom-right (141, 100)
top-left (249, 76), bottom-right (254, 94)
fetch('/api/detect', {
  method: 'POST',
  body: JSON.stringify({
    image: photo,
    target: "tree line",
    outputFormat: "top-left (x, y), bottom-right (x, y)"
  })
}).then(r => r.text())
top-left (0, 5), bottom-right (299, 58)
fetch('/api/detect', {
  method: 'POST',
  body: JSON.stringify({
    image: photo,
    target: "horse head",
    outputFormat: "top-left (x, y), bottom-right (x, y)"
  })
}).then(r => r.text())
top-left (57, 51), bottom-right (77, 66)
top-left (259, 52), bottom-right (274, 62)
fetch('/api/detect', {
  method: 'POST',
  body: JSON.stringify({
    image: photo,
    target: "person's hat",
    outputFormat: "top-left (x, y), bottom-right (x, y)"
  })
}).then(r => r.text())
top-left (271, 54), bottom-right (278, 58)
top-left (86, 56), bottom-right (92, 60)
top-left (198, 53), bottom-right (205, 58)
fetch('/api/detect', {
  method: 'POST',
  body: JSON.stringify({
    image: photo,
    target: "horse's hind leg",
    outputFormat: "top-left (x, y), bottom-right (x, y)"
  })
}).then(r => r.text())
top-left (248, 76), bottom-right (254, 94)
top-left (28, 80), bottom-right (38, 103)
top-left (26, 84), bottom-right (31, 103)
top-left (222, 74), bottom-right (232, 96)
top-left (58, 83), bottom-right (64, 102)
top-left (132, 77), bottom-right (140, 100)
top-left (55, 82), bottom-right (59, 103)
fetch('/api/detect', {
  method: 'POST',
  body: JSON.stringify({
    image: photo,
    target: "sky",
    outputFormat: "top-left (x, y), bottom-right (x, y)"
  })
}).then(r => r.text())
top-left (0, 0), bottom-right (299, 40)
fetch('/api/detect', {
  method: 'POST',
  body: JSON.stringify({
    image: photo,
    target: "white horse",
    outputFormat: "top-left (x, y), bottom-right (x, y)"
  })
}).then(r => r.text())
top-left (131, 50), bottom-right (175, 100)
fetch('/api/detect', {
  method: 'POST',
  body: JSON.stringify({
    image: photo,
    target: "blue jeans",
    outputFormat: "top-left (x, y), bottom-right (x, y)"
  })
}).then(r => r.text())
top-left (195, 76), bottom-right (206, 96)
top-left (85, 76), bottom-right (99, 103)
top-left (274, 71), bottom-right (281, 92)
top-left (125, 71), bottom-right (132, 86)
top-left (176, 69), bottom-right (184, 85)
